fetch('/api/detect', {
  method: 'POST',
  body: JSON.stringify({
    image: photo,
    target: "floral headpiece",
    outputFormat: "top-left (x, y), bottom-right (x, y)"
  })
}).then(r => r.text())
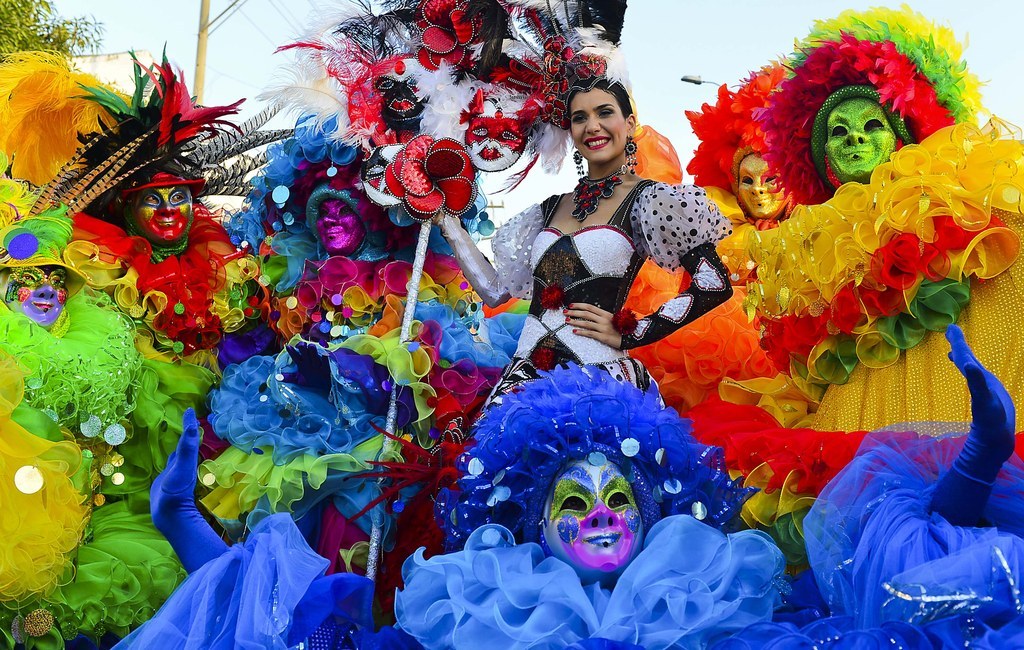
top-left (761, 6), bottom-right (983, 206)
top-left (437, 363), bottom-right (753, 551)
top-left (686, 63), bottom-right (785, 194)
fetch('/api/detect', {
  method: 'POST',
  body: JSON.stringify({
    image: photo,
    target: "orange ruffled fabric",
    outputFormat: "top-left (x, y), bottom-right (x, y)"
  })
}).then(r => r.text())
top-left (625, 127), bottom-right (778, 412)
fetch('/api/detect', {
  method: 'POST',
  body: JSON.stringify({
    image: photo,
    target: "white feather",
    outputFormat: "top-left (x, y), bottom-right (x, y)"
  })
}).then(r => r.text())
top-left (533, 123), bottom-right (571, 172)
top-left (261, 61), bottom-right (351, 142)
top-left (414, 63), bottom-right (480, 141)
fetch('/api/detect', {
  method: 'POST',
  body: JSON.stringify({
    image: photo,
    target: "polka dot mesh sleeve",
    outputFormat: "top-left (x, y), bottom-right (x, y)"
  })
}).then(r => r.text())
top-left (620, 183), bottom-right (734, 350)
top-left (629, 183), bottom-right (732, 271)
top-left (492, 203), bottom-right (545, 300)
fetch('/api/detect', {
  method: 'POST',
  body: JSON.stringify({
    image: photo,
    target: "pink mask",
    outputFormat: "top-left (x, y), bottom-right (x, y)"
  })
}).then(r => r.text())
top-left (542, 460), bottom-right (644, 586)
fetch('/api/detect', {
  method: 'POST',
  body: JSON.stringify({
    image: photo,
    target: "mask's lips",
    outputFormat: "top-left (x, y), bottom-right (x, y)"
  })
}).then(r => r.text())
top-left (583, 532), bottom-right (622, 548)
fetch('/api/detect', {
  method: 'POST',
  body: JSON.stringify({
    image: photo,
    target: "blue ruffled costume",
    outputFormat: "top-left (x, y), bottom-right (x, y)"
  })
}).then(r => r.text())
top-left (396, 515), bottom-right (782, 649)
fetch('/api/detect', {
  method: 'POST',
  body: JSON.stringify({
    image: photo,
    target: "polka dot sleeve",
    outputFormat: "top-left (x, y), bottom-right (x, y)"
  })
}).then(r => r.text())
top-left (492, 203), bottom-right (545, 300)
top-left (629, 183), bottom-right (732, 271)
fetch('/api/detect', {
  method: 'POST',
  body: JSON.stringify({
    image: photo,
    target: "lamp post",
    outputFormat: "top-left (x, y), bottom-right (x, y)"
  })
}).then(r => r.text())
top-left (680, 75), bottom-right (721, 86)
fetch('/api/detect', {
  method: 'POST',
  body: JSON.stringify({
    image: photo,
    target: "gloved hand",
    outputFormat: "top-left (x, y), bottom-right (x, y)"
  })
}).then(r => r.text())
top-left (930, 325), bottom-right (1017, 525)
top-left (151, 408), bottom-right (229, 573)
top-left (282, 341), bottom-right (333, 389)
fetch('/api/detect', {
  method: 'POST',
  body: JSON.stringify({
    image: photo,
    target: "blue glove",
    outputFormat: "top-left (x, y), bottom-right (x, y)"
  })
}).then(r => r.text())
top-left (150, 408), bottom-right (229, 573)
top-left (282, 341), bottom-right (333, 388)
top-left (930, 325), bottom-right (1017, 525)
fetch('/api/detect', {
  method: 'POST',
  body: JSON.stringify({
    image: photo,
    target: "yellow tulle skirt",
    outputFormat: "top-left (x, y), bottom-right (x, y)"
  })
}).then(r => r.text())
top-left (0, 357), bottom-right (88, 605)
top-left (812, 262), bottom-right (1024, 431)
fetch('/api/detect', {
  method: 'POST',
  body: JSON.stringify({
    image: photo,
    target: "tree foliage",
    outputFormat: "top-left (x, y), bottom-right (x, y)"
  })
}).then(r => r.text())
top-left (0, 0), bottom-right (104, 56)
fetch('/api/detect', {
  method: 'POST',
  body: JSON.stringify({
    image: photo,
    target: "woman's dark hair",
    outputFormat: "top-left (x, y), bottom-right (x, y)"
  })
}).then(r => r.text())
top-left (567, 78), bottom-right (633, 119)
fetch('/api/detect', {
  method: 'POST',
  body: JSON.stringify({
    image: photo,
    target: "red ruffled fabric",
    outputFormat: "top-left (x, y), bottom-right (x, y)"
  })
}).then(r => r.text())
top-left (687, 397), bottom-right (868, 496)
top-left (73, 205), bottom-right (238, 354)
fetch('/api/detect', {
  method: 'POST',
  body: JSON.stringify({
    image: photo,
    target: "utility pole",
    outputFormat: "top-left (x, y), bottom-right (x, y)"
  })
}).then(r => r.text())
top-left (195, 0), bottom-right (211, 103)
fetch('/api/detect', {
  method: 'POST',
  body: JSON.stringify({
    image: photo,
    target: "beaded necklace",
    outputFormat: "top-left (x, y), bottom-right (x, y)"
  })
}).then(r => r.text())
top-left (571, 167), bottom-right (625, 222)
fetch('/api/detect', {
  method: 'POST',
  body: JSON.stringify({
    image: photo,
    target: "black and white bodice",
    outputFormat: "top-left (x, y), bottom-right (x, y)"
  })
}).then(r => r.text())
top-left (492, 181), bottom-right (733, 368)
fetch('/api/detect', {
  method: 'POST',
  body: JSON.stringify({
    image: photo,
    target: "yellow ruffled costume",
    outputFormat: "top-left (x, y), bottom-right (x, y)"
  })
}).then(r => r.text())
top-left (0, 356), bottom-right (88, 605)
top-left (746, 122), bottom-right (1024, 430)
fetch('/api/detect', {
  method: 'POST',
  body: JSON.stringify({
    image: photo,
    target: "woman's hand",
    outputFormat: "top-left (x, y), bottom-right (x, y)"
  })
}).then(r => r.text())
top-left (564, 303), bottom-right (623, 349)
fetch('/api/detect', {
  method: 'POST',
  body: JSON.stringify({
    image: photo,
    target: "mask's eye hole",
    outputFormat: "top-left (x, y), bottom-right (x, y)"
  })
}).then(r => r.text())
top-left (559, 496), bottom-right (588, 513)
top-left (865, 118), bottom-right (885, 132)
top-left (831, 125), bottom-right (848, 137)
top-left (607, 491), bottom-right (629, 509)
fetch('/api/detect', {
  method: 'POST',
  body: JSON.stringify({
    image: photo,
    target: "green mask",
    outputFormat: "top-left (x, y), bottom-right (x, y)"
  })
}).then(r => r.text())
top-left (824, 97), bottom-right (897, 184)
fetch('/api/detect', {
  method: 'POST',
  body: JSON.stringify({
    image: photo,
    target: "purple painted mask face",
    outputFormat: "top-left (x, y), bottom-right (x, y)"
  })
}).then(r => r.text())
top-left (3, 265), bottom-right (69, 328)
top-left (316, 198), bottom-right (366, 257)
top-left (542, 460), bottom-right (644, 585)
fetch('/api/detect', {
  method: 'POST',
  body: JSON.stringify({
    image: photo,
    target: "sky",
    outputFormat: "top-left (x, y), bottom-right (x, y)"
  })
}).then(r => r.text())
top-left (58, 0), bottom-right (1024, 220)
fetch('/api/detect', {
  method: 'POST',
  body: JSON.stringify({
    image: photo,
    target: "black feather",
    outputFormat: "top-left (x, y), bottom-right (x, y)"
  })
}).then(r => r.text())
top-left (466, 0), bottom-right (510, 78)
top-left (335, 1), bottom-right (417, 62)
top-left (581, 0), bottom-right (627, 44)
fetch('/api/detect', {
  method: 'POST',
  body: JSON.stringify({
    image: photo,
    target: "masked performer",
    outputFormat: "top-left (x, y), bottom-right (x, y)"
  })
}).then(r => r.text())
top-left (437, 1), bottom-right (733, 402)
top-left (0, 161), bottom-right (185, 647)
top-left (742, 7), bottom-right (1024, 431)
top-left (619, 65), bottom-right (789, 415)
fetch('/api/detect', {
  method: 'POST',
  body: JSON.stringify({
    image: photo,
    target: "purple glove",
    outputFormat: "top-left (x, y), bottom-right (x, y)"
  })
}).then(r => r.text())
top-left (150, 408), bottom-right (229, 572)
top-left (930, 325), bottom-right (1017, 525)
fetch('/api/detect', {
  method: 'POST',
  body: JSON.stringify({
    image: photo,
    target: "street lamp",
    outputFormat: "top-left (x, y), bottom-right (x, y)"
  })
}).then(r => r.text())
top-left (680, 75), bottom-right (720, 86)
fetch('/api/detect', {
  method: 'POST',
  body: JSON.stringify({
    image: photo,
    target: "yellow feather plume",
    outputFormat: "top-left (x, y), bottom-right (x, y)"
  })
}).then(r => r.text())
top-left (0, 152), bottom-right (37, 232)
top-left (0, 52), bottom-right (120, 185)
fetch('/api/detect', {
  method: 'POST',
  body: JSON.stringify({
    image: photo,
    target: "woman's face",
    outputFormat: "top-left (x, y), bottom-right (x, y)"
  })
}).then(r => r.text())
top-left (569, 88), bottom-right (636, 172)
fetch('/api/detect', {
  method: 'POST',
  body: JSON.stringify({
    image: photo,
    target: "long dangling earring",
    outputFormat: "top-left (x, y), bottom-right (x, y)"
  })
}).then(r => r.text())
top-left (625, 135), bottom-right (638, 174)
top-left (574, 150), bottom-right (585, 177)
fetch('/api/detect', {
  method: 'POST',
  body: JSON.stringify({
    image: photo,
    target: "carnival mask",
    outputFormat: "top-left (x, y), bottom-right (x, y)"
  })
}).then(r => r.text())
top-left (736, 154), bottom-right (787, 221)
top-left (360, 144), bottom-right (403, 208)
top-left (307, 185), bottom-right (366, 257)
top-left (375, 60), bottom-right (424, 135)
top-left (542, 459), bottom-right (644, 585)
top-left (825, 97), bottom-right (897, 185)
top-left (465, 101), bottom-right (527, 172)
top-left (127, 184), bottom-right (194, 247)
top-left (2, 266), bottom-right (68, 328)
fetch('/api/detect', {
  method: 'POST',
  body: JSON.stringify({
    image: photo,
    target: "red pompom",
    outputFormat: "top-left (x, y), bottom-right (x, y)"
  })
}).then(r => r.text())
top-left (611, 308), bottom-right (639, 336)
top-left (530, 347), bottom-right (557, 371)
top-left (538, 284), bottom-right (566, 311)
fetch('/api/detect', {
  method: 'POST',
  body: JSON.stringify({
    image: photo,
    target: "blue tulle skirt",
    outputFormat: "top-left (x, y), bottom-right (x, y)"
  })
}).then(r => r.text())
top-left (395, 515), bottom-right (783, 649)
top-left (803, 430), bottom-right (1024, 630)
top-left (115, 514), bottom-right (374, 649)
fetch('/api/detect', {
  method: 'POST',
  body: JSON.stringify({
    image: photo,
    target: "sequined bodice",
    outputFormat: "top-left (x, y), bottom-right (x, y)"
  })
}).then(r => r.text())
top-left (514, 181), bottom-right (654, 366)
top-left (528, 182), bottom-right (652, 318)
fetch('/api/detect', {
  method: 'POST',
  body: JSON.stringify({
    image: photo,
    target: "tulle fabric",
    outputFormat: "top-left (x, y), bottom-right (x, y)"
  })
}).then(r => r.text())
top-left (743, 123), bottom-right (1024, 430)
top-left (396, 516), bottom-right (782, 649)
top-left (107, 356), bottom-right (215, 499)
top-left (709, 615), bottom-right (954, 649)
top-left (115, 514), bottom-right (346, 649)
top-left (0, 357), bottom-right (88, 604)
top-left (44, 498), bottom-right (185, 641)
top-left (0, 293), bottom-right (142, 431)
top-left (804, 429), bottom-right (1024, 629)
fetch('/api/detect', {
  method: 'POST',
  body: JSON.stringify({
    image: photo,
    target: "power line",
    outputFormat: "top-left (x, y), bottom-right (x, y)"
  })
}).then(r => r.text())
top-left (237, 7), bottom-right (280, 47)
top-left (210, 0), bottom-right (252, 35)
top-left (275, 0), bottom-right (305, 31)
top-left (265, 0), bottom-right (302, 33)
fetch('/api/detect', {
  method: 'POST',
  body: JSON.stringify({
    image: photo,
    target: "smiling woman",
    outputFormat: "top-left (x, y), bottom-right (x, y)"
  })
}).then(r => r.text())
top-left (438, 19), bottom-right (734, 406)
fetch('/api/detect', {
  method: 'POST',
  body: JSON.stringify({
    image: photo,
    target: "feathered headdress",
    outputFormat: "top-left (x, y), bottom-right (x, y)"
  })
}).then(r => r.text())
top-left (269, 2), bottom-right (422, 147)
top-left (437, 363), bottom-right (753, 551)
top-left (0, 152), bottom-right (85, 295)
top-left (686, 63), bottom-right (785, 194)
top-left (30, 53), bottom-right (288, 219)
top-left (760, 6), bottom-right (983, 206)
top-left (0, 52), bottom-right (118, 186)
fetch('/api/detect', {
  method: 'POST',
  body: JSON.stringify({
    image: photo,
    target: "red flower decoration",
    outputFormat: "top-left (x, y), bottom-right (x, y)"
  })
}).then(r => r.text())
top-left (538, 284), bottom-right (566, 311)
top-left (530, 347), bottom-right (557, 372)
top-left (611, 309), bottom-right (639, 336)
top-left (384, 135), bottom-right (477, 222)
top-left (416, 0), bottom-right (481, 72)
top-left (829, 284), bottom-right (862, 335)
